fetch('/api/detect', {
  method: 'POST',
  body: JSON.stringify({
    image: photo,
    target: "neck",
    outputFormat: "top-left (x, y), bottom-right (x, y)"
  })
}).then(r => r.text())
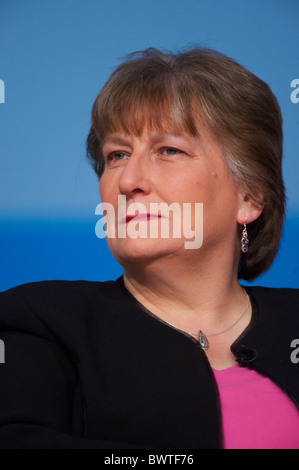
top-left (122, 245), bottom-right (246, 334)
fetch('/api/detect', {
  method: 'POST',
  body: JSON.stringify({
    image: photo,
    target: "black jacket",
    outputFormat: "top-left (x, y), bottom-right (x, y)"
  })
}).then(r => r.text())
top-left (0, 277), bottom-right (298, 449)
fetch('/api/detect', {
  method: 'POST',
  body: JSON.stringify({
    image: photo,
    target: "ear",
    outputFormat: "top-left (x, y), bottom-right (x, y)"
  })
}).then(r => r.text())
top-left (237, 192), bottom-right (264, 225)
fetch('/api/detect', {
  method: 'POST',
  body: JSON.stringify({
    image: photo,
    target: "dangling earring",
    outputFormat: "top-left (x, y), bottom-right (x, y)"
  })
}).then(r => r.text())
top-left (241, 223), bottom-right (249, 253)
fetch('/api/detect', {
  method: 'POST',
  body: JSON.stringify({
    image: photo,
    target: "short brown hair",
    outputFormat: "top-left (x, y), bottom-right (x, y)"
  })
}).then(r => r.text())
top-left (86, 47), bottom-right (285, 281)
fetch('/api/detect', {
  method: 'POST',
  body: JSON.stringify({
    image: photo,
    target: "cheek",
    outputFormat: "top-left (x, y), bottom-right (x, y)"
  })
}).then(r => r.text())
top-left (99, 176), bottom-right (114, 203)
top-left (195, 170), bottom-right (234, 203)
top-left (162, 170), bottom-right (203, 201)
top-left (186, 174), bottom-right (217, 203)
top-left (99, 180), bottom-right (105, 199)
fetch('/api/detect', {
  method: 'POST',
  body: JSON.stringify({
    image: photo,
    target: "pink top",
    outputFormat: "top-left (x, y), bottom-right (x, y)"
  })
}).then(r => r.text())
top-left (213, 365), bottom-right (299, 449)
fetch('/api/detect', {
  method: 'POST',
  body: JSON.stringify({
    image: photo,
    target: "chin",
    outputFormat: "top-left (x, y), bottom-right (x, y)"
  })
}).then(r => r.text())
top-left (107, 237), bottom-right (184, 264)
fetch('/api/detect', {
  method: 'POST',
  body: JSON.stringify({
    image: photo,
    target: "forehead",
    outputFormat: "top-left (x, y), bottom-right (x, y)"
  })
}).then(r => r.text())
top-left (103, 130), bottom-right (189, 143)
top-left (101, 130), bottom-right (207, 152)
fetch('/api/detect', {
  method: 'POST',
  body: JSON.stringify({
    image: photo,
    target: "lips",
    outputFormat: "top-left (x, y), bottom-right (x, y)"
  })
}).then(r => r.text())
top-left (125, 213), bottom-right (162, 224)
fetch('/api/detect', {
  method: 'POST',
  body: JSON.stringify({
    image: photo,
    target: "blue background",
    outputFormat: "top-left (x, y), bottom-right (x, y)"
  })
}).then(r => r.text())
top-left (0, 0), bottom-right (298, 291)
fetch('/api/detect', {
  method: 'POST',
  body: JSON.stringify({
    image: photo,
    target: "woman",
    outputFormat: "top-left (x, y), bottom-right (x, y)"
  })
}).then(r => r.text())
top-left (0, 47), bottom-right (298, 449)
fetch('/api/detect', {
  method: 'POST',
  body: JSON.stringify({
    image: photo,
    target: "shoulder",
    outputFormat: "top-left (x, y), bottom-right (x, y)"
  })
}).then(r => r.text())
top-left (0, 278), bottom-right (121, 303)
top-left (247, 286), bottom-right (299, 307)
top-left (246, 285), bottom-right (299, 324)
top-left (0, 278), bottom-right (123, 334)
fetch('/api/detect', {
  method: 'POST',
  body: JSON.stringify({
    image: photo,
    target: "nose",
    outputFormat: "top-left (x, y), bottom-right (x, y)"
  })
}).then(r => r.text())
top-left (118, 149), bottom-right (152, 198)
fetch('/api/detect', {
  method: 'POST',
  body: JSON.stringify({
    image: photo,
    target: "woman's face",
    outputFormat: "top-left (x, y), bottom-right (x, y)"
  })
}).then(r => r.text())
top-left (99, 124), bottom-right (245, 267)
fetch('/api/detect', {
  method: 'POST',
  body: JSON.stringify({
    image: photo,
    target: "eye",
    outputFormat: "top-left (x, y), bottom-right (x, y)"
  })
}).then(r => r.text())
top-left (160, 147), bottom-right (183, 156)
top-left (105, 151), bottom-right (129, 164)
